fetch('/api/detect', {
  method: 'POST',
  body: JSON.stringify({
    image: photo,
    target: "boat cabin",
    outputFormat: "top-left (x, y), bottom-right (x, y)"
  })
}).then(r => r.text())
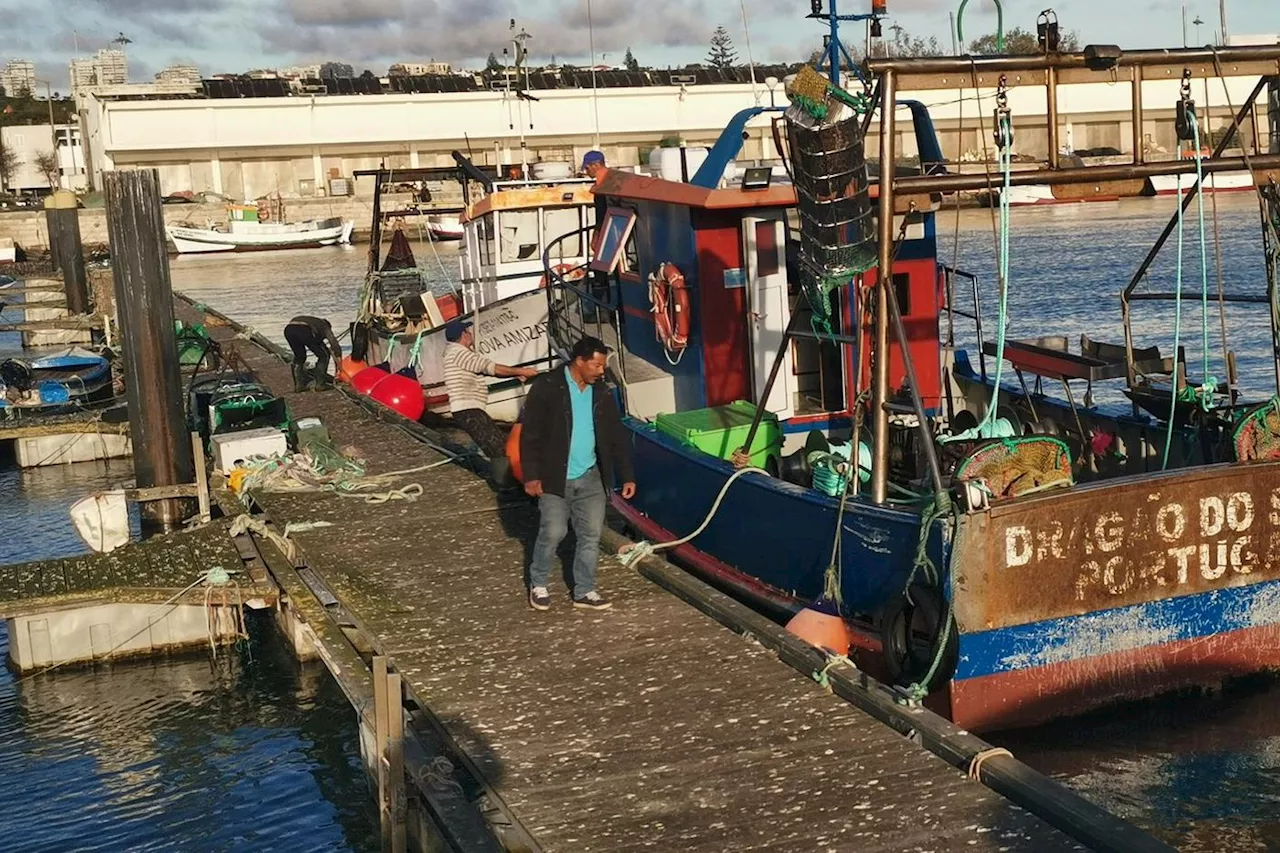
top-left (459, 179), bottom-right (597, 307)
top-left (585, 165), bottom-right (944, 460)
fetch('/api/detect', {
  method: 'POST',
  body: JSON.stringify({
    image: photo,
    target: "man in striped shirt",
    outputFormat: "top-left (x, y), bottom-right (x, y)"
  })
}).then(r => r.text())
top-left (443, 319), bottom-right (538, 468)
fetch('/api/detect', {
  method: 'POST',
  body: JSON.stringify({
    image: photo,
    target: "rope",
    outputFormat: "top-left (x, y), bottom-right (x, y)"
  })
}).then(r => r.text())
top-left (812, 653), bottom-right (857, 690)
top-left (976, 108), bottom-right (1014, 439)
top-left (617, 466), bottom-right (770, 568)
top-left (968, 747), bottom-right (1014, 780)
top-left (229, 513), bottom-right (298, 563)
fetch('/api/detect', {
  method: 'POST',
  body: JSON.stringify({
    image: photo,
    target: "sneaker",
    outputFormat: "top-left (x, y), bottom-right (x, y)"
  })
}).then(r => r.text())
top-left (528, 586), bottom-right (551, 611)
top-left (572, 590), bottom-right (613, 611)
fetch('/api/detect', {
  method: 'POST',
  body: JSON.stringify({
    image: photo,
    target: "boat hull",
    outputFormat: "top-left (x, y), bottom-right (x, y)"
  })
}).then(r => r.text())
top-left (1148, 172), bottom-right (1256, 195)
top-left (167, 219), bottom-right (354, 254)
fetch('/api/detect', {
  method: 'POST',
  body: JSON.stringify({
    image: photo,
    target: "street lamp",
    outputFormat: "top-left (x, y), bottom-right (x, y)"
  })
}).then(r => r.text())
top-left (1192, 16), bottom-right (1204, 44)
top-left (764, 75), bottom-right (780, 108)
top-left (35, 80), bottom-right (58, 189)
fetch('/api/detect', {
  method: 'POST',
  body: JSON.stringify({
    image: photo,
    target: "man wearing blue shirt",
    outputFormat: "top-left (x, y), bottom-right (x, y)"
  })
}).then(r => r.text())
top-left (519, 336), bottom-right (636, 611)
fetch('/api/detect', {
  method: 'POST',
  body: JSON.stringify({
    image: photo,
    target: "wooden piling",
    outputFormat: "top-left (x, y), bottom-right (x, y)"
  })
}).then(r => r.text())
top-left (44, 191), bottom-right (89, 315)
top-left (103, 169), bottom-right (195, 529)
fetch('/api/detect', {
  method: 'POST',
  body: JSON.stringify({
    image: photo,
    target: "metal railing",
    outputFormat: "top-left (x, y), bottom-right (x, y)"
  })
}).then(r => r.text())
top-left (939, 265), bottom-right (987, 382)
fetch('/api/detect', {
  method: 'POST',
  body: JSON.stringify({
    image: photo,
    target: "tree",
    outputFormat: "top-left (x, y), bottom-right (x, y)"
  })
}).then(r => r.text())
top-left (34, 150), bottom-right (58, 189)
top-left (624, 47), bottom-right (640, 72)
top-left (319, 61), bottom-right (354, 79)
top-left (707, 26), bottom-right (738, 69)
top-left (486, 52), bottom-right (503, 72)
top-left (969, 26), bottom-right (1079, 55)
top-left (0, 141), bottom-right (20, 191)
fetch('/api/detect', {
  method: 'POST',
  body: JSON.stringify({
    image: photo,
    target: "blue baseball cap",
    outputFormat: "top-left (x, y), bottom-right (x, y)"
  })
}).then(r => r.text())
top-left (581, 150), bottom-right (606, 169)
top-left (444, 319), bottom-right (472, 342)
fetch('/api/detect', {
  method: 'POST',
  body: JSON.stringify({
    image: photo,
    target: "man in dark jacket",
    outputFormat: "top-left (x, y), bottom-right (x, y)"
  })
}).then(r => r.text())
top-left (519, 335), bottom-right (635, 611)
top-left (284, 315), bottom-right (343, 392)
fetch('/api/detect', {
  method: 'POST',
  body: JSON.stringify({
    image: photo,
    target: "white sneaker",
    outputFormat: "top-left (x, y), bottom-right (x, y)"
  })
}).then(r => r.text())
top-left (529, 586), bottom-right (551, 611)
top-left (573, 590), bottom-right (613, 611)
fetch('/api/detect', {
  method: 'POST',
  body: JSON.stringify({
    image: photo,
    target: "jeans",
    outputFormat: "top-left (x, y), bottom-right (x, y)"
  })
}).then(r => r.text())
top-left (452, 408), bottom-right (508, 460)
top-left (529, 467), bottom-right (607, 597)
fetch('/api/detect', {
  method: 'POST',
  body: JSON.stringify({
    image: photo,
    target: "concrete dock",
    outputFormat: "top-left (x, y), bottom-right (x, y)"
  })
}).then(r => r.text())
top-left (172, 295), bottom-right (1172, 853)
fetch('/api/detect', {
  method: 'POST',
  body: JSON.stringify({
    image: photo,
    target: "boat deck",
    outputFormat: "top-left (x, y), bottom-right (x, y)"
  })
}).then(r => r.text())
top-left (168, 297), bottom-right (1130, 852)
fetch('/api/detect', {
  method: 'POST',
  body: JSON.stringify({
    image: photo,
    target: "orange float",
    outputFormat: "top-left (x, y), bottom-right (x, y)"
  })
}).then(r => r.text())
top-left (784, 595), bottom-right (850, 656)
top-left (337, 356), bottom-right (367, 384)
top-left (505, 423), bottom-right (524, 482)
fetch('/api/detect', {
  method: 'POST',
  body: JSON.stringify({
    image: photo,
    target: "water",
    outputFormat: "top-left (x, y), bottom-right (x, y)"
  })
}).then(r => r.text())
top-left (4, 200), bottom-right (1279, 850)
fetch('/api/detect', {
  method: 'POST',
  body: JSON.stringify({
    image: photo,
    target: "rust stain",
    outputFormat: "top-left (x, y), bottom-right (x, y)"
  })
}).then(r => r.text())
top-left (952, 463), bottom-right (1280, 631)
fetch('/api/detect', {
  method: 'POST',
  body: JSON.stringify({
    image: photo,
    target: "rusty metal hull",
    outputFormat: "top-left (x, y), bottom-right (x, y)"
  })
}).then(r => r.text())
top-left (949, 461), bottom-right (1280, 730)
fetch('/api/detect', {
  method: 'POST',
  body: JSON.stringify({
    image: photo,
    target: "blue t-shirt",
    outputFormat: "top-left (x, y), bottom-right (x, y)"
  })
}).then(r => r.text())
top-left (566, 367), bottom-right (597, 479)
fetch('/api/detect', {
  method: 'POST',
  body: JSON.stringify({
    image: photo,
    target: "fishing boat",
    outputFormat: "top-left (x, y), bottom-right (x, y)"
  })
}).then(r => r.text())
top-left (426, 214), bottom-right (464, 241)
top-left (1147, 171), bottom-right (1257, 195)
top-left (351, 161), bottom-right (594, 420)
top-left (167, 199), bottom-right (354, 254)
top-left (539, 3), bottom-right (1280, 731)
top-left (0, 347), bottom-right (113, 412)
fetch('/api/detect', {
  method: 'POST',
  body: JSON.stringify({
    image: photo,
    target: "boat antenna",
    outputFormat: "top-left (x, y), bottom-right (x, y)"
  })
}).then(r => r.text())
top-left (587, 0), bottom-right (601, 149)
top-left (806, 0), bottom-right (881, 89)
top-left (739, 0), bottom-right (760, 105)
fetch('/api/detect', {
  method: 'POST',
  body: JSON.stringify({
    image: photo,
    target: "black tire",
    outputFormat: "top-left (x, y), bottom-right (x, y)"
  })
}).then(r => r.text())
top-left (880, 582), bottom-right (958, 693)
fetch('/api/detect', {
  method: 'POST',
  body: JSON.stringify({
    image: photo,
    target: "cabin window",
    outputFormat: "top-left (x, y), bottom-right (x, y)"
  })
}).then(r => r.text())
top-left (477, 216), bottom-right (495, 267)
top-left (544, 207), bottom-right (582, 261)
top-left (590, 207), bottom-right (637, 274)
top-left (893, 272), bottom-right (911, 315)
top-left (754, 221), bottom-right (780, 277)
top-left (499, 210), bottom-right (540, 263)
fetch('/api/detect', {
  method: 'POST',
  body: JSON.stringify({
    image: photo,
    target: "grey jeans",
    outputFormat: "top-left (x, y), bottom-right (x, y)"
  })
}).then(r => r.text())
top-left (529, 467), bottom-right (607, 596)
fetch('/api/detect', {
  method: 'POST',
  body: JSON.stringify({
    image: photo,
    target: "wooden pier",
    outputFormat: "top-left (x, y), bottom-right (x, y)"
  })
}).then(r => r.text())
top-left (175, 295), bottom-right (1171, 853)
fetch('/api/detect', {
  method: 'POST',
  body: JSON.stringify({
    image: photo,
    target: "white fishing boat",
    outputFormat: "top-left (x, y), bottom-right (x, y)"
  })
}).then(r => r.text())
top-left (1147, 171), bottom-right (1256, 195)
top-left (352, 160), bottom-right (596, 419)
top-left (426, 214), bottom-right (464, 241)
top-left (167, 200), bottom-right (354, 254)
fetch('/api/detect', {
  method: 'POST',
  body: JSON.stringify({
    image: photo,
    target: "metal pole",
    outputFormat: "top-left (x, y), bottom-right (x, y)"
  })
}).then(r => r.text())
top-left (1131, 66), bottom-right (1145, 164)
top-left (828, 0), bottom-right (841, 87)
top-left (1046, 67), bottom-right (1060, 168)
top-left (1182, 4), bottom-right (1188, 48)
top-left (1219, 0), bottom-right (1228, 45)
top-left (103, 168), bottom-right (196, 531)
top-left (950, 12), bottom-right (958, 55)
top-left (883, 269), bottom-right (945, 495)
top-left (44, 83), bottom-right (58, 189)
top-left (865, 44), bottom-right (1280, 75)
top-left (871, 71), bottom-right (896, 505)
top-left (587, 0), bottom-right (601, 149)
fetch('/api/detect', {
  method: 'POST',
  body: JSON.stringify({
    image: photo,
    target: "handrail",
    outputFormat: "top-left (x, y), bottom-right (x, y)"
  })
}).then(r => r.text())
top-left (865, 43), bottom-right (1280, 76)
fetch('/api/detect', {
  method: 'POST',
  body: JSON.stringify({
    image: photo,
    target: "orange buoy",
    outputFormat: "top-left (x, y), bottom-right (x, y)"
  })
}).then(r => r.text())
top-left (785, 595), bottom-right (850, 656)
top-left (505, 423), bottom-right (524, 482)
top-left (337, 356), bottom-right (367, 384)
top-left (350, 365), bottom-right (390, 395)
top-left (369, 372), bottom-right (425, 421)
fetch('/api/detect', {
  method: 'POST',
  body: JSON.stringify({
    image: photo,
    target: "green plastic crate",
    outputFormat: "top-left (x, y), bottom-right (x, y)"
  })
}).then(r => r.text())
top-left (654, 401), bottom-right (782, 470)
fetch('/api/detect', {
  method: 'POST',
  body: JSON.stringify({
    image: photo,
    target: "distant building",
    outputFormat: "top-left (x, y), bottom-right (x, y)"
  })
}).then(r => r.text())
top-left (278, 65), bottom-right (322, 80)
top-left (155, 64), bottom-right (200, 84)
top-left (0, 123), bottom-right (87, 192)
top-left (0, 59), bottom-right (36, 97)
top-left (388, 61), bottom-right (452, 77)
top-left (69, 48), bottom-right (130, 95)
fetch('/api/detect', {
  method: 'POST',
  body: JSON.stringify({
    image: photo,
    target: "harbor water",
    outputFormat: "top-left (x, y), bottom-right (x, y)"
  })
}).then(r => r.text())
top-left (1, 199), bottom-right (1278, 850)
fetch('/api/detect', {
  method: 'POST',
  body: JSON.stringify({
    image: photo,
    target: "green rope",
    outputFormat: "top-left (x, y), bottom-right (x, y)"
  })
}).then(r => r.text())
top-left (956, 0), bottom-right (1004, 53)
top-left (901, 490), bottom-right (956, 702)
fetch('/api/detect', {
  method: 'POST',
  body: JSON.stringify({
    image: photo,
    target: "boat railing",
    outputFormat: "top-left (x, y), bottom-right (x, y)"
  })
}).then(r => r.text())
top-left (540, 225), bottom-right (631, 398)
top-left (939, 265), bottom-right (987, 382)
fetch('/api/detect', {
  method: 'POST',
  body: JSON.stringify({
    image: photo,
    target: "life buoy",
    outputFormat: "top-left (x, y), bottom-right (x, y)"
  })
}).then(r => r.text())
top-left (879, 582), bottom-right (958, 693)
top-left (648, 261), bottom-right (690, 362)
top-left (540, 263), bottom-right (586, 289)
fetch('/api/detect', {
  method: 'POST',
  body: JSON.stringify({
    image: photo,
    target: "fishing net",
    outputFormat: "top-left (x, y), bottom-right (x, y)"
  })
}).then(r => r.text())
top-left (784, 72), bottom-right (876, 333)
top-left (1233, 398), bottom-right (1280, 463)
top-left (952, 436), bottom-right (1073, 501)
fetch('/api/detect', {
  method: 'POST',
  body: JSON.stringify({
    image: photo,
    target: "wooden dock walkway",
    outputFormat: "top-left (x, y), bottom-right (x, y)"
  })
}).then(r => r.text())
top-left (176, 296), bottom-right (1166, 852)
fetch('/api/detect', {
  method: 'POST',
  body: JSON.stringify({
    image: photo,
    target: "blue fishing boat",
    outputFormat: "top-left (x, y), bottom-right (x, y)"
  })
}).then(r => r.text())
top-left (540, 4), bottom-right (1280, 730)
top-left (0, 348), bottom-right (114, 413)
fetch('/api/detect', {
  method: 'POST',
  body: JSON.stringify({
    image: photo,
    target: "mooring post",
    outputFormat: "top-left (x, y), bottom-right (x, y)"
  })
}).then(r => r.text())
top-left (103, 169), bottom-right (195, 530)
top-left (44, 190), bottom-right (89, 314)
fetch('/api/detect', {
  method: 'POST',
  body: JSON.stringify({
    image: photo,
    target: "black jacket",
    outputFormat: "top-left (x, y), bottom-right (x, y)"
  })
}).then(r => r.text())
top-left (519, 367), bottom-right (635, 498)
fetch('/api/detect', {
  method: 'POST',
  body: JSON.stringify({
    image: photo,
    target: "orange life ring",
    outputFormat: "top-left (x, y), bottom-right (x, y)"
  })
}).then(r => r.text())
top-left (539, 263), bottom-right (587, 289)
top-left (648, 261), bottom-right (690, 359)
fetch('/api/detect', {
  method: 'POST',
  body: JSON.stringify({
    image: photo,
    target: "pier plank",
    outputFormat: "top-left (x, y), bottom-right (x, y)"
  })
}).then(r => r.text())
top-left (183, 305), bottom-right (1097, 852)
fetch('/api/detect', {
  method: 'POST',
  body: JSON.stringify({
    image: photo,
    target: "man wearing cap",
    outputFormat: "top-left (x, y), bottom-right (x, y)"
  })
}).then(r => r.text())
top-left (581, 151), bottom-right (611, 321)
top-left (443, 319), bottom-right (538, 469)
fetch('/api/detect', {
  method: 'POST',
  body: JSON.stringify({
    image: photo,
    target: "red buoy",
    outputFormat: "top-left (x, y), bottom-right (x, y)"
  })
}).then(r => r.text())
top-left (350, 366), bottom-right (390, 395)
top-left (370, 372), bottom-right (425, 421)
top-left (505, 423), bottom-right (524, 482)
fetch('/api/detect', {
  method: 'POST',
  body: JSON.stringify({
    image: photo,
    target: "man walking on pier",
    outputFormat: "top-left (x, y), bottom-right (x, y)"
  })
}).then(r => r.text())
top-left (519, 335), bottom-right (635, 611)
top-left (443, 319), bottom-right (538, 475)
top-left (284, 315), bottom-right (343, 392)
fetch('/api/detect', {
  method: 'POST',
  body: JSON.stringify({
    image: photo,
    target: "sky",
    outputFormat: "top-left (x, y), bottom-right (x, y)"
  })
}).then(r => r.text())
top-left (2, 0), bottom-right (1276, 93)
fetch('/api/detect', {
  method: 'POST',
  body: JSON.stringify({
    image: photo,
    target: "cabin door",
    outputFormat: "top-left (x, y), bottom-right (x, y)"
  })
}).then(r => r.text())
top-left (742, 214), bottom-right (794, 419)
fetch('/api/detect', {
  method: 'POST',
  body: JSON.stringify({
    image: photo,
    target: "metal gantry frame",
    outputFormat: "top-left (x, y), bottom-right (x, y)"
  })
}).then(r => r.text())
top-left (863, 44), bottom-right (1280, 504)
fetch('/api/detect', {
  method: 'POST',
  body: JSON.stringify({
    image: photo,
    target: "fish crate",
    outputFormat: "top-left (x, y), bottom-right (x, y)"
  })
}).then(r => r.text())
top-left (655, 401), bottom-right (782, 471)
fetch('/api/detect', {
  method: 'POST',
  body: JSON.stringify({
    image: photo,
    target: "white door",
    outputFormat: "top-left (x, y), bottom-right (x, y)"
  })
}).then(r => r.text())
top-left (742, 213), bottom-right (794, 419)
